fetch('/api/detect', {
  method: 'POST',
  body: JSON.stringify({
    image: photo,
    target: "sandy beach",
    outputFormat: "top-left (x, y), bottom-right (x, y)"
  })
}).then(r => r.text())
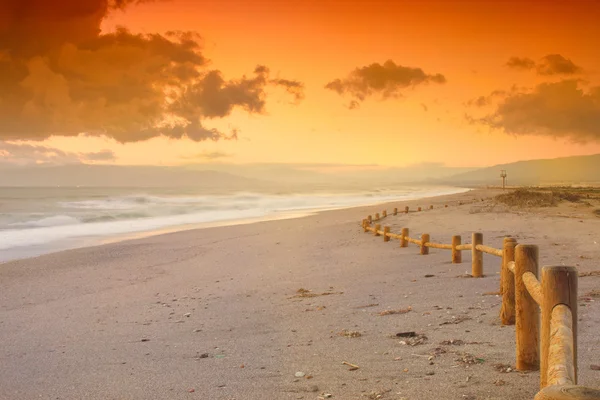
top-left (1, 188), bottom-right (599, 400)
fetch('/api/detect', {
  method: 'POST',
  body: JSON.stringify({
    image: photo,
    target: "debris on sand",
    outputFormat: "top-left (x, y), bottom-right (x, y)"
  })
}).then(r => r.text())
top-left (591, 364), bottom-right (600, 371)
top-left (494, 379), bottom-right (507, 386)
top-left (584, 290), bottom-right (600, 298)
top-left (440, 339), bottom-right (465, 346)
top-left (355, 303), bottom-right (380, 309)
top-left (290, 288), bottom-right (344, 298)
top-left (399, 333), bottom-right (428, 346)
top-left (494, 363), bottom-right (513, 373)
top-left (362, 388), bottom-right (392, 399)
top-left (428, 347), bottom-right (447, 357)
top-left (396, 331), bottom-right (416, 338)
top-left (378, 306), bottom-right (412, 316)
top-left (339, 329), bottom-right (362, 338)
top-left (342, 361), bottom-right (360, 371)
top-left (440, 315), bottom-right (472, 325)
top-left (579, 270), bottom-right (600, 277)
top-left (455, 352), bottom-right (485, 366)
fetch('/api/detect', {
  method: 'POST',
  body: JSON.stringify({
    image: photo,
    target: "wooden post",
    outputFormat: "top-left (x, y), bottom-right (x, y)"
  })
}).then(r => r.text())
top-left (429, 205), bottom-right (434, 210)
top-left (374, 224), bottom-right (381, 237)
top-left (404, 206), bottom-right (409, 214)
top-left (471, 232), bottom-right (483, 277)
top-left (420, 234), bottom-right (429, 255)
top-left (400, 228), bottom-right (408, 248)
top-left (382, 210), bottom-right (387, 218)
top-left (445, 204), bottom-right (448, 208)
top-left (375, 213), bottom-right (380, 220)
top-left (500, 237), bottom-right (517, 325)
top-left (417, 207), bottom-right (422, 212)
top-left (451, 235), bottom-right (462, 263)
top-left (534, 385), bottom-right (600, 400)
top-left (393, 207), bottom-right (398, 216)
top-left (540, 266), bottom-right (578, 388)
top-left (362, 219), bottom-right (368, 233)
top-left (515, 244), bottom-right (540, 371)
top-left (368, 215), bottom-right (372, 223)
top-left (383, 226), bottom-right (390, 242)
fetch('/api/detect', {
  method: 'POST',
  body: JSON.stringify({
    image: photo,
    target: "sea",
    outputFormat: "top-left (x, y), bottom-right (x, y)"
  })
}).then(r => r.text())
top-left (0, 186), bottom-right (469, 263)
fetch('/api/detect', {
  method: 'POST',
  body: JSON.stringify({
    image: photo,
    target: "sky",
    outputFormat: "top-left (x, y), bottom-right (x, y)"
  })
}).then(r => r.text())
top-left (2, 0), bottom-right (600, 168)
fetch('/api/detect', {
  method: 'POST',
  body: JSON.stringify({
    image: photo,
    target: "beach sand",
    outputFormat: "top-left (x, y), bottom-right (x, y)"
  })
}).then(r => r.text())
top-left (1, 189), bottom-right (599, 400)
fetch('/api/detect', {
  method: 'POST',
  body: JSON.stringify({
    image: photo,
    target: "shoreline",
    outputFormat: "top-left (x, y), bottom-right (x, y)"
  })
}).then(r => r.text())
top-left (0, 186), bottom-right (470, 264)
top-left (1, 187), bottom-right (598, 399)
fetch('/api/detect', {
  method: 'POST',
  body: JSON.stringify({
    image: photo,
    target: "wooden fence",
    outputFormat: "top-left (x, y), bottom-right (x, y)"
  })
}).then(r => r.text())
top-left (361, 206), bottom-right (600, 400)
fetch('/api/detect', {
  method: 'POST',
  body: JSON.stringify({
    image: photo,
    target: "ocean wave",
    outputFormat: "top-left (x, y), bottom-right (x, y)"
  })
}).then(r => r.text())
top-left (0, 187), bottom-right (470, 255)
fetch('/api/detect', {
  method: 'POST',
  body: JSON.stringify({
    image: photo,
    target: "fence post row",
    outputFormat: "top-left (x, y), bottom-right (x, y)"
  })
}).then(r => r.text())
top-left (359, 204), bottom-right (600, 399)
top-left (472, 232), bottom-right (483, 277)
top-left (541, 266), bottom-right (578, 388)
top-left (400, 228), bottom-right (408, 248)
top-left (501, 237), bottom-right (518, 325)
top-left (515, 245), bottom-right (540, 371)
top-left (420, 233), bottom-right (429, 255)
top-left (451, 235), bottom-right (461, 264)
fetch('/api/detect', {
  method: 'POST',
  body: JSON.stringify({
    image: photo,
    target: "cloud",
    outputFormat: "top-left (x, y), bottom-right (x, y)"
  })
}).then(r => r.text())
top-left (325, 60), bottom-right (446, 106)
top-left (536, 54), bottom-right (582, 75)
top-left (474, 80), bottom-right (600, 142)
top-left (506, 54), bottom-right (582, 75)
top-left (0, 0), bottom-right (303, 143)
top-left (180, 151), bottom-right (232, 160)
top-left (506, 57), bottom-right (536, 70)
top-left (0, 142), bottom-right (116, 164)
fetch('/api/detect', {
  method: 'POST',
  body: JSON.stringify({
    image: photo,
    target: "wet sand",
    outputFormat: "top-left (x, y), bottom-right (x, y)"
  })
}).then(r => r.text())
top-left (1, 189), bottom-right (599, 399)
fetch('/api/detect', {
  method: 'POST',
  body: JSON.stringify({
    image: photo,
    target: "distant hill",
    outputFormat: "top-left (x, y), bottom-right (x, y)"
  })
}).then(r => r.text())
top-left (0, 165), bottom-right (268, 189)
top-left (441, 154), bottom-right (600, 186)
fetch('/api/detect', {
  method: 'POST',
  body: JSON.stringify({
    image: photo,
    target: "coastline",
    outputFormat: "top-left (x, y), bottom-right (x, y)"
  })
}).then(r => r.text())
top-left (1, 188), bottom-right (598, 400)
top-left (0, 186), bottom-right (470, 264)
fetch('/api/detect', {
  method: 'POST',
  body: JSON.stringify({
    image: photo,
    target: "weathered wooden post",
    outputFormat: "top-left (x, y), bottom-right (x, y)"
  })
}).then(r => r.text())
top-left (393, 207), bottom-right (398, 216)
top-left (368, 215), bottom-right (372, 223)
top-left (445, 204), bottom-right (448, 208)
top-left (429, 205), bottom-right (434, 210)
top-left (500, 237), bottom-right (518, 325)
top-left (417, 207), bottom-right (422, 212)
top-left (515, 244), bottom-right (540, 371)
top-left (540, 266), bottom-right (578, 388)
top-left (362, 219), bottom-right (368, 233)
top-left (420, 234), bottom-right (430, 255)
top-left (383, 226), bottom-right (390, 242)
top-left (374, 224), bottom-right (381, 237)
top-left (382, 210), bottom-right (387, 218)
top-left (375, 213), bottom-right (380, 220)
top-left (451, 235), bottom-right (462, 263)
top-left (404, 206), bottom-right (409, 214)
top-left (400, 228), bottom-right (408, 248)
top-left (471, 232), bottom-right (483, 277)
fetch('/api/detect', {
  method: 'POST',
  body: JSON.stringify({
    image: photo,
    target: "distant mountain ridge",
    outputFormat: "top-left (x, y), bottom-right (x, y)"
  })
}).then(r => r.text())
top-left (440, 154), bottom-right (600, 186)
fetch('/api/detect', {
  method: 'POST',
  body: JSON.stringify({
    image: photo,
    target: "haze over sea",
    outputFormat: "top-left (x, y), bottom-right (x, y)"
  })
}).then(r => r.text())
top-left (0, 185), bottom-right (467, 262)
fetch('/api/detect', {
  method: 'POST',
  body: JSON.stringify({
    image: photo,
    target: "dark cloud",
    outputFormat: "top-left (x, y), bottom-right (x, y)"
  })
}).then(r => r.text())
top-left (506, 57), bottom-right (536, 70)
top-left (536, 54), bottom-right (582, 75)
top-left (0, 0), bottom-right (302, 143)
top-left (270, 78), bottom-right (305, 102)
top-left (0, 142), bottom-right (116, 164)
top-left (506, 54), bottom-right (582, 75)
top-left (325, 60), bottom-right (446, 106)
top-left (474, 80), bottom-right (600, 142)
top-left (465, 90), bottom-right (507, 107)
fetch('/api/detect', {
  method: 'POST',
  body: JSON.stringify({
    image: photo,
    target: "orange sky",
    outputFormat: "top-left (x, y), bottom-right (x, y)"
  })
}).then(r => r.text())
top-left (4, 0), bottom-right (600, 167)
